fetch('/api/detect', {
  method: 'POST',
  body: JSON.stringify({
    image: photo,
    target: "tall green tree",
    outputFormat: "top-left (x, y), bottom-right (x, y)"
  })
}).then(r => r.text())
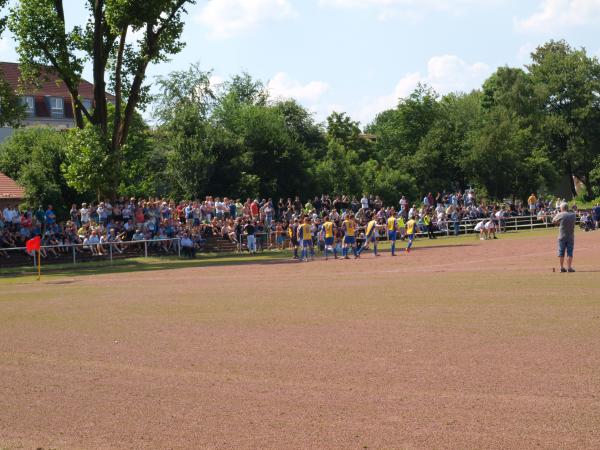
top-left (9, 0), bottom-right (195, 197)
top-left (528, 40), bottom-right (600, 198)
top-left (0, 128), bottom-right (79, 212)
top-left (368, 84), bottom-right (440, 168)
top-left (464, 107), bottom-right (557, 200)
top-left (410, 92), bottom-right (482, 193)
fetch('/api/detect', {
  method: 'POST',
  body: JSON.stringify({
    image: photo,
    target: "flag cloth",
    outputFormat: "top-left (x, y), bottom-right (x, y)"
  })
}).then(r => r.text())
top-left (26, 236), bottom-right (41, 252)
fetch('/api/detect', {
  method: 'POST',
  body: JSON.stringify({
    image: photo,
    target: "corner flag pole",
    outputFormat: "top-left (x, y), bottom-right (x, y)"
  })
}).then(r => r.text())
top-left (37, 249), bottom-right (41, 281)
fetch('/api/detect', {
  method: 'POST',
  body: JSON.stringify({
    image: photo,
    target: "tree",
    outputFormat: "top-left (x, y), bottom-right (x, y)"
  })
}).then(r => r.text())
top-left (482, 66), bottom-right (537, 118)
top-left (0, 127), bottom-right (80, 212)
top-left (0, 0), bottom-right (25, 127)
top-left (368, 84), bottom-right (440, 168)
top-left (9, 0), bottom-right (195, 197)
top-left (463, 107), bottom-right (558, 200)
top-left (528, 40), bottom-right (600, 199)
top-left (410, 92), bottom-right (482, 193)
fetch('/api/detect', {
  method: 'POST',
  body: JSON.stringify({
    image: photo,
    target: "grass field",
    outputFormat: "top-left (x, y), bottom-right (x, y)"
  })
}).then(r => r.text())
top-left (1, 229), bottom-right (599, 449)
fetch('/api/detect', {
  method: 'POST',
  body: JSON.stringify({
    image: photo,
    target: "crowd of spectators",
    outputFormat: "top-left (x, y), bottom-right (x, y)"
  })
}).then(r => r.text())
top-left (1, 191), bottom-right (597, 260)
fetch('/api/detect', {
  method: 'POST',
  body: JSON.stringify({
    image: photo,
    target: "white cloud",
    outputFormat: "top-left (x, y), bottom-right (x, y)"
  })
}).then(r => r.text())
top-left (196, 0), bottom-right (296, 39)
top-left (267, 72), bottom-right (329, 103)
top-left (515, 0), bottom-right (600, 32)
top-left (319, 0), bottom-right (504, 20)
top-left (356, 55), bottom-right (491, 124)
top-left (517, 42), bottom-right (536, 63)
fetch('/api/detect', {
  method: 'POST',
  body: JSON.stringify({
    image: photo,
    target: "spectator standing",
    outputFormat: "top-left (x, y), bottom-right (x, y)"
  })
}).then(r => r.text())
top-left (552, 202), bottom-right (576, 273)
top-left (245, 220), bottom-right (257, 254)
top-left (528, 193), bottom-right (537, 214)
top-left (45, 205), bottom-right (56, 228)
top-left (592, 203), bottom-right (600, 229)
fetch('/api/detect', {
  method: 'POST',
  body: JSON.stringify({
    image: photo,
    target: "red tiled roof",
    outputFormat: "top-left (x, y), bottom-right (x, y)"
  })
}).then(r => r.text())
top-left (0, 172), bottom-right (25, 199)
top-left (0, 61), bottom-right (114, 99)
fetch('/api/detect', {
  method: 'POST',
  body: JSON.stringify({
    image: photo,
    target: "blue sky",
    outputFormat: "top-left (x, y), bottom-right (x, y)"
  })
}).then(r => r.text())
top-left (1, 0), bottom-right (599, 125)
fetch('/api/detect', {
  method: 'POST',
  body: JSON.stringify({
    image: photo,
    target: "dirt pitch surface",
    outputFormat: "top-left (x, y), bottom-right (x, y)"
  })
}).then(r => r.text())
top-left (1, 230), bottom-right (600, 449)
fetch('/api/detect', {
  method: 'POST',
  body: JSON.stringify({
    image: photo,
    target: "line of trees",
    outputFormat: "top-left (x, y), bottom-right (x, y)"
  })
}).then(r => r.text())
top-left (1, 38), bottom-right (600, 215)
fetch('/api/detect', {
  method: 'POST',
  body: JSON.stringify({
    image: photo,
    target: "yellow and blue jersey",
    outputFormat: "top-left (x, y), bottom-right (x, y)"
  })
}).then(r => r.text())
top-left (342, 219), bottom-right (355, 236)
top-left (366, 219), bottom-right (378, 237)
top-left (322, 221), bottom-right (334, 238)
top-left (406, 219), bottom-right (416, 236)
top-left (298, 223), bottom-right (312, 240)
top-left (397, 216), bottom-right (405, 228)
top-left (387, 217), bottom-right (397, 232)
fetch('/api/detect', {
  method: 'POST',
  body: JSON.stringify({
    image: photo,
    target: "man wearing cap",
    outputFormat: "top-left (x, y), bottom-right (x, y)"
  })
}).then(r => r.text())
top-left (552, 202), bottom-right (576, 273)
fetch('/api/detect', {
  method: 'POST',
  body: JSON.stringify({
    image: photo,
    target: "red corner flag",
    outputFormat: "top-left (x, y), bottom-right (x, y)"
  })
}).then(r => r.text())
top-left (26, 236), bottom-right (41, 253)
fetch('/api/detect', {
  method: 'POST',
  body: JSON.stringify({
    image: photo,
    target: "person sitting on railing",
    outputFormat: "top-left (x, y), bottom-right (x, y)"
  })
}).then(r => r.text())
top-left (436, 211), bottom-right (448, 233)
top-left (84, 230), bottom-right (104, 256)
top-left (0, 229), bottom-right (16, 258)
top-left (42, 230), bottom-right (60, 258)
top-left (537, 208), bottom-right (549, 224)
top-left (106, 228), bottom-right (125, 254)
top-left (63, 222), bottom-right (83, 253)
top-left (180, 233), bottom-right (195, 259)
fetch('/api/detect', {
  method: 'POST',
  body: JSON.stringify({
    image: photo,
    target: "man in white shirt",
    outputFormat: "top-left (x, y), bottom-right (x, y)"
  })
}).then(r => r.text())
top-left (360, 195), bottom-right (369, 210)
top-left (80, 203), bottom-right (91, 224)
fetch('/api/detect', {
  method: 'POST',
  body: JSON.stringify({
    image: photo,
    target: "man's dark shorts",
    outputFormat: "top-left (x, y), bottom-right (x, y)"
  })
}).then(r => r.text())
top-left (557, 239), bottom-right (574, 258)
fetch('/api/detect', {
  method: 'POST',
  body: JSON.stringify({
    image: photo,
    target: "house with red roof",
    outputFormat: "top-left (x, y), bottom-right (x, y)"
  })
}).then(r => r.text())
top-left (0, 61), bottom-right (114, 141)
top-left (0, 171), bottom-right (25, 209)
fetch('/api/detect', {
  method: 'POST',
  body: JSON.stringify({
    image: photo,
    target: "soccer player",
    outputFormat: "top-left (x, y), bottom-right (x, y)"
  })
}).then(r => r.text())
top-left (357, 214), bottom-right (381, 257)
top-left (297, 217), bottom-right (314, 262)
top-left (289, 218), bottom-right (300, 259)
top-left (405, 215), bottom-right (417, 253)
top-left (342, 213), bottom-right (358, 259)
top-left (397, 213), bottom-right (406, 240)
top-left (321, 215), bottom-right (337, 260)
top-left (387, 209), bottom-right (399, 256)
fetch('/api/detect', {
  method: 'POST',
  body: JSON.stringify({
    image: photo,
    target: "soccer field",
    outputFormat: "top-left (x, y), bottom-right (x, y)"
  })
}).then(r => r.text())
top-left (1, 229), bottom-right (599, 449)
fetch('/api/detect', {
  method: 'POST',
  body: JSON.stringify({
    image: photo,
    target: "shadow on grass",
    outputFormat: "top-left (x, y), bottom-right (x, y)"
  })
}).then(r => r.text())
top-left (0, 251), bottom-right (299, 280)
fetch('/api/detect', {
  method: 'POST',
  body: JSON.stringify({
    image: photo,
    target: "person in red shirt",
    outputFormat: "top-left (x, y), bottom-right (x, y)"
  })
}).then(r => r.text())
top-left (250, 200), bottom-right (259, 219)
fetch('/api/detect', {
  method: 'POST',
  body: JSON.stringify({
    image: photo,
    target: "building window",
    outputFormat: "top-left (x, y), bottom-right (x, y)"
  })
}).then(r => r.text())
top-left (21, 96), bottom-right (34, 115)
top-left (50, 97), bottom-right (64, 113)
top-left (82, 98), bottom-right (93, 112)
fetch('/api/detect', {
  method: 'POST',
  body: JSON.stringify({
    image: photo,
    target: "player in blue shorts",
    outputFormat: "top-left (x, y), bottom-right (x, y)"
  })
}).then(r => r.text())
top-left (357, 214), bottom-right (381, 257)
top-left (342, 214), bottom-right (358, 259)
top-left (387, 209), bottom-right (398, 256)
top-left (321, 215), bottom-right (337, 260)
top-left (297, 216), bottom-right (314, 261)
top-left (405, 215), bottom-right (416, 253)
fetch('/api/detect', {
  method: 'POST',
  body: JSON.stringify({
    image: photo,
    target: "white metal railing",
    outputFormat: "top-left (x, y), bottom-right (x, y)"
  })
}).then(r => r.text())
top-left (0, 238), bottom-right (182, 267)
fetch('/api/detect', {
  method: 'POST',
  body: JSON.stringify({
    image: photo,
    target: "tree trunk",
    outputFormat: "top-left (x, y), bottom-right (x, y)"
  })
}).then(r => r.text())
top-left (92, 0), bottom-right (108, 135)
top-left (567, 161), bottom-right (577, 198)
top-left (583, 173), bottom-right (593, 201)
top-left (70, 94), bottom-right (84, 128)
